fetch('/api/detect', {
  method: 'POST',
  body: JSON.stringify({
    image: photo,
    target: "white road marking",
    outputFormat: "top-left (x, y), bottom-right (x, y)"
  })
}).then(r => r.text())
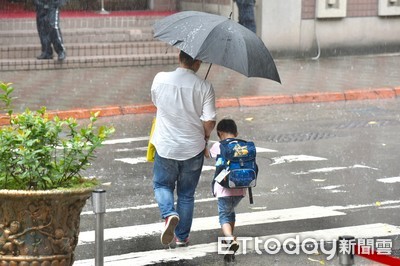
top-left (74, 243), bottom-right (216, 266)
top-left (74, 223), bottom-right (400, 266)
top-left (256, 147), bottom-right (278, 153)
top-left (379, 205), bottom-right (400, 209)
top-left (115, 157), bottom-right (148, 165)
top-left (317, 185), bottom-right (346, 193)
top-left (326, 200), bottom-right (400, 211)
top-left (81, 198), bottom-right (218, 216)
top-left (111, 142), bottom-right (276, 165)
top-left (292, 164), bottom-right (379, 175)
top-left (377, 176), bottom-right (400, 183)
top-left (104, 137), bottom-right (276, 153)
top-left (77, 206), bottom-right (345, 245)
top-left (116, 147), bottom-right (148, 152)
top-left (103, 137), bottom-right (149, 145)
top-left (317, 185), bottom-right (343, 190)
top-left (202, 165), bottom-right (215, 171)
top-left (270, 155), bottom-right (327, 165)
top-left (113, 147), bottom-right (276, 165)
top-left (352, 164), bottom-right (379, 170)
top-left (81, 199), bottom-right (400, 216)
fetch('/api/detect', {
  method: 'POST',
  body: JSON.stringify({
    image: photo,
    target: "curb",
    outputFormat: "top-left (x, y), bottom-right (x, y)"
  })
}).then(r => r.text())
top-left (354, 244), bottom-right (400, 265)
top-left (0, 87), bottom-right (399, 126)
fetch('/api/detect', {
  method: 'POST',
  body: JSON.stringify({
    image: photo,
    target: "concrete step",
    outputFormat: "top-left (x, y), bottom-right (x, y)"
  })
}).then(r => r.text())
top-left (0, 27), bottom-right (155, 45)
top-left (0, 14), bottom-right (172, 70)
top-left (0, 15), bottom-right (162, 31)
top-left (0, 53), bottom-right (178, 71)
top-left (1, 41), bottom-right (177, 59)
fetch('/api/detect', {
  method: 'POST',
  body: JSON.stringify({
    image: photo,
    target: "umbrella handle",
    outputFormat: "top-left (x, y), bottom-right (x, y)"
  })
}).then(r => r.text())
top-left (205, 63), bottom-right (212, 80)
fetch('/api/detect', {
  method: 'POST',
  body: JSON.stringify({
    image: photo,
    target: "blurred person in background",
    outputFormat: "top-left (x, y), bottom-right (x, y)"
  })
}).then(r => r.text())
top-left (235, 0), bottom-right (256, 33)
top-left (33, 0), bottom-right (66, 61)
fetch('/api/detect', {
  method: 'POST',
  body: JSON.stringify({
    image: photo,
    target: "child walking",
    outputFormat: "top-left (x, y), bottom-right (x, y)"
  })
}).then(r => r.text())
top-left (208, 118), bottom-right (246, 262)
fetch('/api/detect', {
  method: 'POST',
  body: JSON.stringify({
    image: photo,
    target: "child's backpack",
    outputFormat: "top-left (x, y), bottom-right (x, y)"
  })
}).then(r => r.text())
top-left (214, 138), bottom-right (258, 203)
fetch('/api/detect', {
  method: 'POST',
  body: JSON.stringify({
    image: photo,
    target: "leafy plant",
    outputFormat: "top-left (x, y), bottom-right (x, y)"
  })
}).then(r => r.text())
top-left (0, 82), bottom-right (115, 190)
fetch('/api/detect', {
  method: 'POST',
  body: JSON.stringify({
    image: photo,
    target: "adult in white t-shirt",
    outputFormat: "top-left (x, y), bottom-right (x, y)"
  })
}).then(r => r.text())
top-left (150, 51), bottom-right (217, 246)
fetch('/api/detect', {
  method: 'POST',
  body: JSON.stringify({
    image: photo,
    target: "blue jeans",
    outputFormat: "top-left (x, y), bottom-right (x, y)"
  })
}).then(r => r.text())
top-left (236, 0), bottom-right (256, 33)
top-left (217, 196), bottom-right (244, 225)
top-left (153, 151), bottom-right (204, 241)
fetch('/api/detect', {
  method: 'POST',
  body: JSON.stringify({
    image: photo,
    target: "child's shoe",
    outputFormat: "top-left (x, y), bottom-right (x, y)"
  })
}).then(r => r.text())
top-left (224, 240), bottom-right (239, 262)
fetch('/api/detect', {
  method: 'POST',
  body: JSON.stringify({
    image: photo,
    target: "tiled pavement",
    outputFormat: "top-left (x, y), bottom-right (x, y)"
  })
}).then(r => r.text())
top-left (1, 53), bottom-right (400, 120)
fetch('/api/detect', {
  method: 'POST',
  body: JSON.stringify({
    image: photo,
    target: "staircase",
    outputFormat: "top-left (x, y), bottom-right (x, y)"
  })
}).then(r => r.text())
top-left (0, 12), bottom-right (179, 71)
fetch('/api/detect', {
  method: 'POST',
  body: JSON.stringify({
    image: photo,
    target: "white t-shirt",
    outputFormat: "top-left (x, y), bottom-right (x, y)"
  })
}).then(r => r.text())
top-left (151, 67), bottom-right (217, 160)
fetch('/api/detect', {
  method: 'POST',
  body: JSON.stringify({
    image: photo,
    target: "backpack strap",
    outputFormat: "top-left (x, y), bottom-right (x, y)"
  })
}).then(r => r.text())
top-left (220, 138), bottom-right (248, 144)
top-left (248, 187), bottom-right (254, 204)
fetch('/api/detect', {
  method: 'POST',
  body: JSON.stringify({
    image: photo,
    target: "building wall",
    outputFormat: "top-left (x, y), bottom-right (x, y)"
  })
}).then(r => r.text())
top-left (153, 0), bottom-right (400, 57)
top-left (264, 0), bottom-right (400, 57)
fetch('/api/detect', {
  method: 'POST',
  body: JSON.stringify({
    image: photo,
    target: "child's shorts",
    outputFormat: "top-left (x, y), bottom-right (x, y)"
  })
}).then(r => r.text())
top-left (217, 196), bottom-right (244, 225)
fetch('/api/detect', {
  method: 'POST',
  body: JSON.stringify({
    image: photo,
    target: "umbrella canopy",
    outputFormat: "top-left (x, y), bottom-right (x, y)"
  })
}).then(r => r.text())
top-left (153, 11), bottom-right (281, 83)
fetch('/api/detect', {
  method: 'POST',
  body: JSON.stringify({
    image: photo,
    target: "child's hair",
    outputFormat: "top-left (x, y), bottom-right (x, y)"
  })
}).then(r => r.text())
top-left (217, 119), bottom-right (238, 135)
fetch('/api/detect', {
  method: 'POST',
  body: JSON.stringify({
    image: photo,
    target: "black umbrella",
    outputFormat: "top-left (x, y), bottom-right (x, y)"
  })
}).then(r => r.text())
top-left (153, 11), bottom-right (281, 83)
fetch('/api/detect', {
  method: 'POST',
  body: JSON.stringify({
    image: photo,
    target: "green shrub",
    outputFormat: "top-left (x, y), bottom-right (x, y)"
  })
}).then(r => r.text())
top-left (0, 82), bottom-right (115, 190)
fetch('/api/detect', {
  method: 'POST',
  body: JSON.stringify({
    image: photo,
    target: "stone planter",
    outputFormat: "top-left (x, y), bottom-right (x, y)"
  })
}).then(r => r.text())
top-left (0, 188), bottom-right (93, 266)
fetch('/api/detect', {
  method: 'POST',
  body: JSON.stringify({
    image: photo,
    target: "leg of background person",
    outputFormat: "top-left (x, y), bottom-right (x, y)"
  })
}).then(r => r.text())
top-left (153, 152), bottom-right (179, 219)
top-left (236, 0), bottom-right (256, 33)
top-left (36, 8), bottom-right (53, 57)
top-left (48, 7), bottom-right (66, 60)
top-left (174, 152), bottom-right (204, 241)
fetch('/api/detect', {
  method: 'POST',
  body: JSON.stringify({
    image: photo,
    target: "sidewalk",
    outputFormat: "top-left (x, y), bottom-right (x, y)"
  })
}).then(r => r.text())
top-left (1, 53), bottom-right (400, 120)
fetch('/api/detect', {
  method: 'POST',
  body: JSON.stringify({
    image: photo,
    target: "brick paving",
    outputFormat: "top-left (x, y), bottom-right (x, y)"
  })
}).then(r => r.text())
top-left (1, 53), bottom-right (400, 116)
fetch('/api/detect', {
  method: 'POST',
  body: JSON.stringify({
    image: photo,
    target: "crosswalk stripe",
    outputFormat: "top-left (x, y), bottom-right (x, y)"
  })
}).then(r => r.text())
top-left (103, 137), bottom-right (149, 145)
top-left (253, 223), bottom-right (400, 244)
top-left (115, 157), bottom-right (148, 164)
top-left (80, 199), bottom-right (400, 217)
top-left (377, 176), bottom-right (400, 183)
top-left (77, 206), bottom-right (345, 245)
top-left (81, 198), bottom-right (219, 216)
top-left (270, 155), bottom-right (327, 165)
top-left (326, 200), bottom-right (400, 211)
top-left (113, 145), bottom-right (276, 165)
top-left (292, 164), bottom-right (379, 175)
top-left (116, 147), bottom-right (148, 152)
top-left (256, 147), bottom-right (278, 153)
top-left (74, 223), bottom-right (400, 266)
top-left (202, 165), bottom-right (215, 171)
